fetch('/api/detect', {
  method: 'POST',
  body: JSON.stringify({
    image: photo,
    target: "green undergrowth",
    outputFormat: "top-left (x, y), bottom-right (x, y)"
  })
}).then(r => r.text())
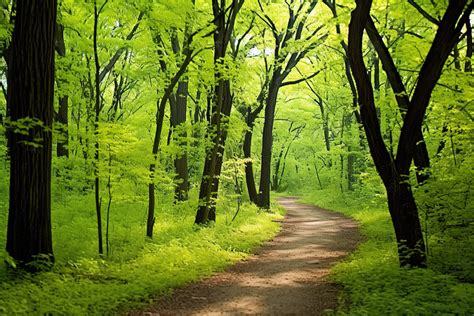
top-left (299, 190), bottom-right (474, 315)
top-left (0, 195), bottom-right (283, 315)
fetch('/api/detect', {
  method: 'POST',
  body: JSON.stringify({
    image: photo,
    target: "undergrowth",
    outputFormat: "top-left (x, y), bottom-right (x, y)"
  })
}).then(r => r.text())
top-left (299, 189), bottom-right (474, 315)
top-left (0, 192), bottom-right (283, 315)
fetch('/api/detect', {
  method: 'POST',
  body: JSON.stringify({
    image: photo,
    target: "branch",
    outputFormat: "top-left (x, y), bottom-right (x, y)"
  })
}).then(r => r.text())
top-left (253, 10), bottom-right (279, 42)
top-left (348, 0), bottom-right (394, 185)
top-left (224, 0), bottom-right (245, 49)
top-left (281, 69), bottom-right (322, 87)
top-left (233, 15), bottom-right (255, 58)
top-left (98, 11), bottom-right (144, 83)
top-left (365, 17), bottom-right (410, 112)
top-left (255, 0), bottom-right (279, 43)
top-left (98, 0), bottom-right (109, 15)
top-left (396, 0), bottom-right (470, 173)
top-left (407, 0), bottom-right (439, 25)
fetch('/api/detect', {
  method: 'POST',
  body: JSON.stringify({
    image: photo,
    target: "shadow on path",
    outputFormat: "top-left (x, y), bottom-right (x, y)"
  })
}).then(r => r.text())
top-left (127, 196), bottom-right (360, 315)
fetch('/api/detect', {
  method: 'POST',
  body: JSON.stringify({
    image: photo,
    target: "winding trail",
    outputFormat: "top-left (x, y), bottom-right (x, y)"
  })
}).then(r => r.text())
top-left (129, 197), bottom-right (360, 315)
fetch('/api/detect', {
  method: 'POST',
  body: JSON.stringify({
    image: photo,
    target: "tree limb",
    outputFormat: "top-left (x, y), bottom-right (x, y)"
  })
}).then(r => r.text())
top-left (281, 69), bottom-right (322, 87)
top-left (407, 0), bottom-right (439, 25)
top-left (98, 11), bottom-right (144, 83)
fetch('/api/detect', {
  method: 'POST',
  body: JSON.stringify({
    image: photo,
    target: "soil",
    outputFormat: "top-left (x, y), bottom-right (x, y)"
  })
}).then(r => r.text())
top-left (127, 196), bottom-right (360, 315)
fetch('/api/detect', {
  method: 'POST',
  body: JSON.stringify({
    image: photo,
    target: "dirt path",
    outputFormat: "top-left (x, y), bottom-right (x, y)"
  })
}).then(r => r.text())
top-left (129, 197), bottom-right (360, 315)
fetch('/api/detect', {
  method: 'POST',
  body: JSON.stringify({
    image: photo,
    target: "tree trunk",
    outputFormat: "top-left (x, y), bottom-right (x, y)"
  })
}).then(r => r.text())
top-left (387, 180), bottom-right (426, 267)
top-left (93, 0), bottom-right (103, 255)
top-left (348, 0), bottom-right (470, 267)
top-left (57, 95), bottom-right (69, 157)
top-left (168, 26), bottom-right (191, 202)
top-left (243, 125), bottom-right (258, 203)
top-left (147, 96), bottom-right (166, 238)
top-left (195, 79), bottom-right (232, 224)
top-left (147, 50), bottom-right (195, 237)
top-left (320, 101), bottom-right (331, 152)
top-left (257, 76), bottom-right (282, 209)
top-left (243, 79), bottom-right (267, 204)
top-left (173, 81), bottom-right (189, 201)
top-left (194, 0), bottom-right (243, 224)
top-left (365, 17), bottom-right (431, 184)
top-left (6, 0), bottom-right (57, 267)
top-left (195, 130), bottom-right (228, 223)
top-left (55, 23), bottom-right (69, 158)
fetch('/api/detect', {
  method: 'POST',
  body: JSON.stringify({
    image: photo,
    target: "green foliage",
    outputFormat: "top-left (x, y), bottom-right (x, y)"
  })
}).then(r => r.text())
top-left (299, 190), bottom-right (474, 315)
top-left (0, 0), bottom-right (472, 314)
top-left (0, 197), bottom-right (282, 314)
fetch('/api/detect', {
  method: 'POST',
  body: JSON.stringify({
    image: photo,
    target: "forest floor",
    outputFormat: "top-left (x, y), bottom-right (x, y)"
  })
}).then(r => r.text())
top-left (127, 197), bottom-right (360, 315)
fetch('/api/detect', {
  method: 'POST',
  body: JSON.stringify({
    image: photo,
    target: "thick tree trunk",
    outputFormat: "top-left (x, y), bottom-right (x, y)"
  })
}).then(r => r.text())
top-left (195, 130), bottom-right (228, 223)
top-left (6, 0), bottom-right (57, 267)
top-left (168, 27), bottom-right (191, 201)
top-left (387, 180), bottom-right (426, 267)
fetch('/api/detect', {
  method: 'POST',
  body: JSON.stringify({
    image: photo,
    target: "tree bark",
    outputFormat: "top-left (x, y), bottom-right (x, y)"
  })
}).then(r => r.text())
top-left (195, 79), bottom-right (233, 223)
top-left (257, 76), bottom-right (282, 208)
top-left (242, 99), bottom-right (265, 203)
top-left (168, 28), bottom-right (191, 202)
top-left (243, 114), bottom-right (259, 203)
top-left (348, 0), bottom-right (470, 267)
top-left (195, 0), bottom-right (244, 224)
top-left (147, 51), bottom-right (195, 238)
top-left (6, 0), bottom-right (57, 267)
top-left (55, 23), bottom-right (69, 158)
top-left (387, 179), bottom-right (426, 267)
top-left (173, 81), bottom-right (189, 201)
top-left (93, 0), bottom-right (103, 255)
top-left (255, 0), bottom-right (324, 208)
top-left (365, 17), bottom-right (430, 184)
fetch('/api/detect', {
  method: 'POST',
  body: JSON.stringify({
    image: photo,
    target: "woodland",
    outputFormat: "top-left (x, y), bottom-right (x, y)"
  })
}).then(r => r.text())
top-left (0, 0), bottom-right (473, 314)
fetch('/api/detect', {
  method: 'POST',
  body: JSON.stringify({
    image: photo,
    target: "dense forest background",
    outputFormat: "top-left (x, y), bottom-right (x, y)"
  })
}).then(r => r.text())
top-left (0, 0), bottom-right (472, 314)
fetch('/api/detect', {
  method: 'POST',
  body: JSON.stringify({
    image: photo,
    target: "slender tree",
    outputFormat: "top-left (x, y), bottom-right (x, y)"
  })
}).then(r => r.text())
top-left (55, 22), bottom-right (69, 158)
top-left (6, 0), bottom-right (57, 267)
top-left (146, 47), bottom-right (196, 237)
top-left (92, 1), bottom-right (144, 253)
top-left (255, 0), bottom-right (325, 208)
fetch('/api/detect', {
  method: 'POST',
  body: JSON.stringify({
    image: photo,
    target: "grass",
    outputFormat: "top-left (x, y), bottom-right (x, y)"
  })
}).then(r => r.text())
top-left (300, 189), bottom-right (474, 315)
top-left (0, 190), bottom-right (284, 315)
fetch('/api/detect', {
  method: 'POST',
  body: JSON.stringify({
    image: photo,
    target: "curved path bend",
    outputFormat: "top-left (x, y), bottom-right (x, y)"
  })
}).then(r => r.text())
top-left (130, 197), bottom-right (360, 315)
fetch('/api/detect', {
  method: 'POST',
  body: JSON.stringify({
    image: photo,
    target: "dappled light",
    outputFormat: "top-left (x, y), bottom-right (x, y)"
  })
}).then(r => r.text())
top-left (130, 197), bottom-right (359, 314)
